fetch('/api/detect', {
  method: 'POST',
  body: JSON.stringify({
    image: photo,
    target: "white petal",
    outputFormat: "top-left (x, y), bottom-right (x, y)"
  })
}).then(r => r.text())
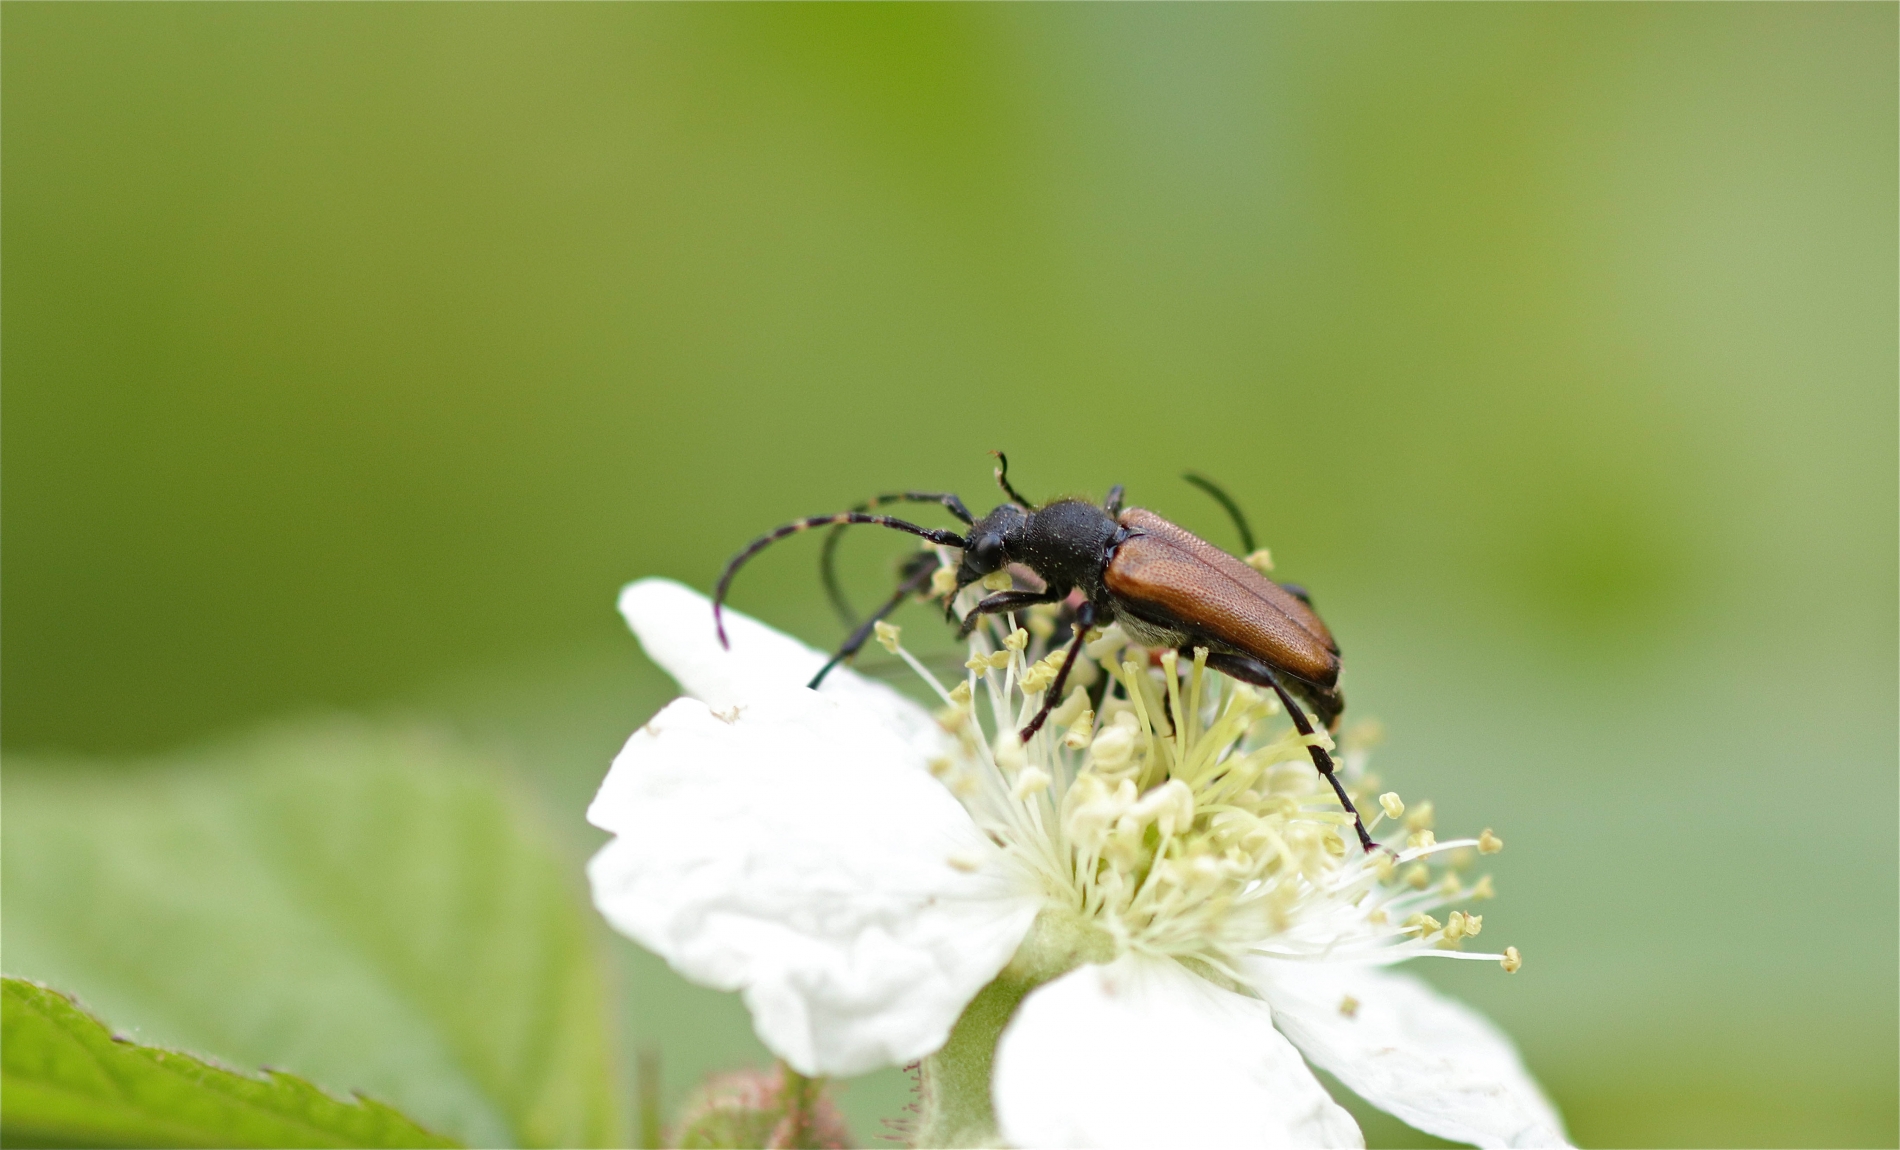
top-left (586, 689), bottom-right (1039, 1076)
top-left (994, 955), bottom-right (1364, 1149)
top-left (1250, 960), bottom-right (1570, 1149)
top-left (618, 577), bottom-right (944, 759)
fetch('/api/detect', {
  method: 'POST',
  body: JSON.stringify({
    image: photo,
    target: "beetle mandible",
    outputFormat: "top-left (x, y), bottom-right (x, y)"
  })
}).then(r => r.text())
top-left (711, 455), bottom-right (1371, 852)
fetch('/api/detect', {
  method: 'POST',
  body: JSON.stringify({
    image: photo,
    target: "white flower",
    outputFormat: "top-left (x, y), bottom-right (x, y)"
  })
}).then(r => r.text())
top-left (589, 577), bottom-right (1569, 1149)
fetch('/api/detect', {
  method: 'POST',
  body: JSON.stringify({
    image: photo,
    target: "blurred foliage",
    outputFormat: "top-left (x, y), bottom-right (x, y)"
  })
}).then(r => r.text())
top-left (1, 977), bottom-right (457, 1149)
top-left (1, 727), bottom-right (623, 1148)
top-left (2, 5), bottom-right (1894, 1147)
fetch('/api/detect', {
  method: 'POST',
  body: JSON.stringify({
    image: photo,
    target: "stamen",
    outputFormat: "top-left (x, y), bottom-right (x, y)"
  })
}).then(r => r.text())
top-left (892, 608), bottom-right (1520, 977)
top-left (1478, 828), bottom-right (1503, 854)
top-left (1012, 767), bottom-right (1051, 801)
top-left (1501, 947), bottom-right (1522, 974)
top-left (874, 621), bottom-right (901, 654)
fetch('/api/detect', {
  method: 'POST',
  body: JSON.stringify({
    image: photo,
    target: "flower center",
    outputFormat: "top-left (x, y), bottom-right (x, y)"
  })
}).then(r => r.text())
top-left (879, 569), bottom-right (1519, 978)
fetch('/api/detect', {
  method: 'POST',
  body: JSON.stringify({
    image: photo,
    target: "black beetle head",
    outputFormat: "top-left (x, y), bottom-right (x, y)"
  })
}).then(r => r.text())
top-left (955, 503), bottom-right (1029, 591)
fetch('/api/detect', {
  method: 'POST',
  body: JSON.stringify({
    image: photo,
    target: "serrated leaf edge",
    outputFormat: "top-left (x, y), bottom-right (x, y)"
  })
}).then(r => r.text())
top-left (1, 975), bottom-right (463, 1148)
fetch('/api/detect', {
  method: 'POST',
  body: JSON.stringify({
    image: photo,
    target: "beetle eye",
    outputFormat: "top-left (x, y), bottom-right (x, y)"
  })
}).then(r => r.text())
top-left (971, 533), bottom-right (1005, 567)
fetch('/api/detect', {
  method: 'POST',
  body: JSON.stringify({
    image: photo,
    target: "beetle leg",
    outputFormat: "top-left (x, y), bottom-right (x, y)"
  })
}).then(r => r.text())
top-left (1104, 484), bottom-right (1125, 517)
top-left (808, 554), bottom-right (939, 689)
top-left (955, 589), bottom-right (1065, 639)
top-left (1019, 601), bottom-right (1098, 742)
top-left (1202, 653), bottom-right (1376, 854)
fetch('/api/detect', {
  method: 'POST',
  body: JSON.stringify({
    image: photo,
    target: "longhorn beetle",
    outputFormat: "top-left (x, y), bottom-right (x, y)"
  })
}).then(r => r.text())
top-left (712, 455), bottom-right (1371, 852)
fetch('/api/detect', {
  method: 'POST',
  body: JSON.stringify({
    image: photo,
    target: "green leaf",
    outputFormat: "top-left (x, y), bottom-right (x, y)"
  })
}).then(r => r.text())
top-left (1, 977), bottom-right (458, 1148)
top-left (1, 724), bottom-right (625, 1148)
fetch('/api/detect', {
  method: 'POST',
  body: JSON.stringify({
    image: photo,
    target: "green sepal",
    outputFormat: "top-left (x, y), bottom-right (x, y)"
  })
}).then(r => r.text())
top-left (912, 907), bottom-right (1115, 1148)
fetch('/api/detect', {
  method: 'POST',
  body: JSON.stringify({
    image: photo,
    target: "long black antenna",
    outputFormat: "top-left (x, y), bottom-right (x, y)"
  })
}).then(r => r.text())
top-left (991, 451), bottom-right (1035, 509)
top-left (714, 512), bottom-right (967, 647)
top-left (1182, 471), bottom-right (1256, 554)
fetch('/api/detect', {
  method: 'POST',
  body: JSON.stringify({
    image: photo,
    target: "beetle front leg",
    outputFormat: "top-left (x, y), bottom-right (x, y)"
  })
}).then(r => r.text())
top-left (955, 589), bottom-right (1065, 639)
top-left (808, 554), bottom-right (939, 689)
top-left (1018, 601), bottom-right (1097, 742)
top-left (1203, 653), bottom-right (1376, 854)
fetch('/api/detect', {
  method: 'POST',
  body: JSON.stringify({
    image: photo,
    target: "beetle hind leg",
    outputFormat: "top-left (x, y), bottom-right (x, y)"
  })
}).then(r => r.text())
top-left (1202, 652), bottom-right (1375, 853)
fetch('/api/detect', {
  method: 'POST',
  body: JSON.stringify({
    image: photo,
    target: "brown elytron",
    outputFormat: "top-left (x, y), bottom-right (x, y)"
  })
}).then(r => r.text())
top-left (1107, 509), bottom-right (1339, 688)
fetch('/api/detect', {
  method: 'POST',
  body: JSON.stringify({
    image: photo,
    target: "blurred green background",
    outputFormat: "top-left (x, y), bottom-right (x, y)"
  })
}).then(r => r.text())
top-left (4, 5), bottom-right (1894, 1148)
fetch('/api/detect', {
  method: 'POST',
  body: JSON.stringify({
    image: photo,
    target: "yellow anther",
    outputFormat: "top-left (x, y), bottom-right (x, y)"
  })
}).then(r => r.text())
top-left (935, 707), bottom-right (969, 733)
top-left (1443, 911), bottom-right (1467, 940)
top-left (1470, 875), bottom-right (1495, 900)
top-left (1404, 863), bottom-right (1430, 890)
top-left (1012, 767), bottom-right (1052, 801)
top-left (929, 565), bottom-right (958, 597)
top-left (1322, 830), bottom-right (1346, 857)
top-left (1004, 627), bottom-right (1030, 652)
top-left (1338, 994), bottom-right (1359, 1018)
top-left (1403, 913), bottom-right (1442, 935)
top-left (1501, 946), bottom-right (1522, 974)
top-left (1371, 853), bottom-right (1396, 881)
top-left (946, 851), bottom-right (983, 873)
top-left (1478, 828), bottom-right (1503, 854)
top-left (1088, 721), bottom-right (1138, 773)
top-left (1439, 873), bottom-right (1463, 899)
top-left (1020, 662), bottom-right (1058, 694)
top-left (1049, 688), bottom-right (1089, 728)
top-left (987, 650), bottom-right (1013, 671)
top-left (948, 681), bottom-right (972, 705)
top-left (1245, 548), bottom-right (1275, 573)
top-left (1063, 709), bottom-right (1095, 749)
top-left (1367, 908), bottom-right (1389, 925)
top-left (1379, 792), bottom-right (1405, 819)
top-left (982, 571), bottom-right (1013, 592)
top-left (927, 757), bottom-right (953, 778)
top-left (965, 652), bottom-right (991, 672)
top-left (1404, 800), bottom-right (1435, 830)
top-left (1463, 913), bottom-right (1483, 937)
top-left (874, 621), bottom-right (901, 654)
top-left (1407, 829), bottom-right (1436, 850)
